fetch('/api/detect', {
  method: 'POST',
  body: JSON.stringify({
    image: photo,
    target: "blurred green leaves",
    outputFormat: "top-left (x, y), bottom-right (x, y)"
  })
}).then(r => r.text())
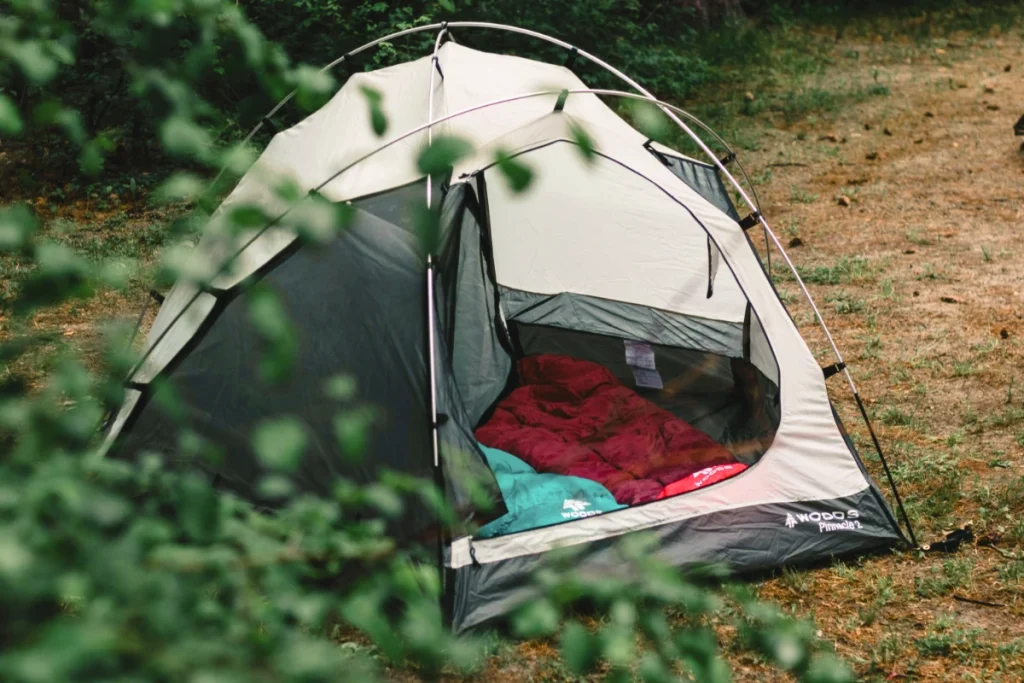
top-left (245, 285), bottom-right (297, 384)
top-left (0, 94), bottom-right (24, 135)
top-left (417, 135), bottom-right (472, 176)
top-left (253, 417), bottom-right (307, 473)
top-left (360, 85), bottom-right (388, 137)
top-left (495, 150), bottom-right (534, 192)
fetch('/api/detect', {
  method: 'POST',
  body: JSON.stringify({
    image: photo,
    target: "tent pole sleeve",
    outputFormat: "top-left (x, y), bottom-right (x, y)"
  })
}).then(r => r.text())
top-left (854, 392), bottom-right (917, 547)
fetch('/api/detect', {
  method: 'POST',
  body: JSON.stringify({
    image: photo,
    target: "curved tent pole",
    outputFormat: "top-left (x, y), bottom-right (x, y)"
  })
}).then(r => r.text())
top-left (149, 83), bottom-right (914, 542)
top-left (130, 88), bottom-right (745, 387)
top-left (211, 23), bottom-right (842, 381)
top-left (207, 23), bottom-right (759, 216)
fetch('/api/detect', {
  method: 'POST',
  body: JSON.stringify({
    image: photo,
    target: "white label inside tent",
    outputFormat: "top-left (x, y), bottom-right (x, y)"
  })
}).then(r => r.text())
top-left (631, 367), bottom-right (663, 390)
top-left (624, 340), bottom-right (656, 369)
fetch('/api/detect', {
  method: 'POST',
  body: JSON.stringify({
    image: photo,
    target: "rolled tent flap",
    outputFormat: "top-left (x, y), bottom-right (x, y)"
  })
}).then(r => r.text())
top-left (707, 236), bottom-right (721, 299)
top-left (438, 181), bottom-right (513, 427)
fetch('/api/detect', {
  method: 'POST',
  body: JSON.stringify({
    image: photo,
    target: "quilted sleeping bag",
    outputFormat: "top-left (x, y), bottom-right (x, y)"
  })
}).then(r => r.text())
top-left (476, 354), bottom-right (744, 505)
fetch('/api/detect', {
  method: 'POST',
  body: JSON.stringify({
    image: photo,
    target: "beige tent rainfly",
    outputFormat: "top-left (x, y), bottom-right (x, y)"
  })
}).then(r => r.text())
top-left (103, 23), bottom-right (914, 632)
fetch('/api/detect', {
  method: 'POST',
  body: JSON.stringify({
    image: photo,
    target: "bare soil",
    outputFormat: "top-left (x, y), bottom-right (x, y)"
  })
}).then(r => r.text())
top-left (718, 29), bottom-right (1024, 682)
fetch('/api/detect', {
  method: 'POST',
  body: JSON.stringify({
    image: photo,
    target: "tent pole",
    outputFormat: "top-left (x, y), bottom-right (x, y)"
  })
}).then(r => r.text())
top-left (124, 83), bottom-right (916, 543)
top-left (854, 392), bottom-right (918, 547)
top-left (425, 25), bottom-right (447, 611)
top-left (125, 88), bottom-right (844, 388)
top-left (211, 20), bottom-right (839, 387)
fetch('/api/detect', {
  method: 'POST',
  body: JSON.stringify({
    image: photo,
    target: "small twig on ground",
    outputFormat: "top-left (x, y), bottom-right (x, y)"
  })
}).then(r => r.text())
top-left (982, 545), bottom-right (1021, 561)
top-left (953, 594), bottom-right (1004, 609)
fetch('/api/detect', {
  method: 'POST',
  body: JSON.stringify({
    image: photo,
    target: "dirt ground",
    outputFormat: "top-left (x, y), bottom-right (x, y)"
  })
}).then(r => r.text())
top-left (3, 19), bottom-right (1024, 683)
top-left (740, 30), bottom-right (1024, 683)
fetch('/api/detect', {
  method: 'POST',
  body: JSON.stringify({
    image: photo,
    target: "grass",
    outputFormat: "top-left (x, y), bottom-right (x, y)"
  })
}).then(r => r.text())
top-left (879, 407), bottom-right (917, 428)
top-left (792, 257), bottom-right (871, 285)
top-left (905, 229), bottom-right (932, 246)
top-left (789, 185), bottom-right (818, 204)
top-left (915, 616), bottom-right (984, 661)
top-left (914, 557), bottom-right (974, 598)
top-left (826, 291), bottom-right (865, 315)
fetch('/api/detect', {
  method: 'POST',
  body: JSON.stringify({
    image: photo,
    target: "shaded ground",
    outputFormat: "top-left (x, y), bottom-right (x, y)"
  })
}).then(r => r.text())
top-left (734, 28), bottom-right (1024, 682)
top-left (3, 15), bottom-right (1023, 683)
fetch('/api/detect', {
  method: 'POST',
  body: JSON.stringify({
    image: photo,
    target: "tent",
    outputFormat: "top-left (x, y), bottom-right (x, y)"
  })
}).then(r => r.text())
top-left (102, 23), bottom-right (914, 633)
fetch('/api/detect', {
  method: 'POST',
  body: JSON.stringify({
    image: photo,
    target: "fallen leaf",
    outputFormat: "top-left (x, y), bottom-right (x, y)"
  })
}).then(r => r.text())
top-left (941, 296), bottom-right (960, 304)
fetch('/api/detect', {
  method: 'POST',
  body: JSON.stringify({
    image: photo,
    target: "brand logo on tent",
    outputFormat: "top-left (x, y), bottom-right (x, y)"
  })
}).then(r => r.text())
top-left (783, 509), bottom-right (863, 533)
top-left (562, 499), bottom-right (602, 519)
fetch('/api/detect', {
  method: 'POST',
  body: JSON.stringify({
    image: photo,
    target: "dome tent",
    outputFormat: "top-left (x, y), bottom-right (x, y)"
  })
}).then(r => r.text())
top-left (102, 23), bottom-right (914, 633)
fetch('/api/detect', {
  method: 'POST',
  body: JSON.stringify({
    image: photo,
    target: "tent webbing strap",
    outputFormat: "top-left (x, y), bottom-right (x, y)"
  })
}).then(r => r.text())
top-left (822, 362), bottom-right (846, 379)
top-left (643, 139), bottom-right (671, 167)
top-left (738, 212), bottom-right (760, 231)
top-left (854, 392), bottom-right (918, 548)
top-left (553, 89), bottom-right (568, 113)
top-left (564, 46), bottom-right (579, 69)
top-left (432, 55), bottom-right (444, 80)
top-left (719, 151), bottom-right (736, 166)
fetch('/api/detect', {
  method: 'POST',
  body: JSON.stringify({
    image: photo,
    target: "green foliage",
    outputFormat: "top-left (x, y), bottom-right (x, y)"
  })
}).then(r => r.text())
top-left (494, 150), bottom-right (534, 193)
top-left (417, 135), bottom-right (473, 176)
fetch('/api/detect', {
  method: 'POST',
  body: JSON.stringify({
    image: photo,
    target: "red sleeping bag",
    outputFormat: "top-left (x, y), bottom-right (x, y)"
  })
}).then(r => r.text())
top-left (475, 354), bottom-right (746, 505)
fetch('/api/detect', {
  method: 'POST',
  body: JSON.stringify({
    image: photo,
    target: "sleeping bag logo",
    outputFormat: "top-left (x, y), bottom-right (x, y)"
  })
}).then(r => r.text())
top-left (562, 499), bottom-right (602, 519)
top-left (783, 509), bottom-right (863, 533)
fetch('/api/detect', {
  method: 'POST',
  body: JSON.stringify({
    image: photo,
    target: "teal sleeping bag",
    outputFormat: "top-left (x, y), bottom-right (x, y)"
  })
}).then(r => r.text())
top-left (477, 445), bottom-right (626, 538)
